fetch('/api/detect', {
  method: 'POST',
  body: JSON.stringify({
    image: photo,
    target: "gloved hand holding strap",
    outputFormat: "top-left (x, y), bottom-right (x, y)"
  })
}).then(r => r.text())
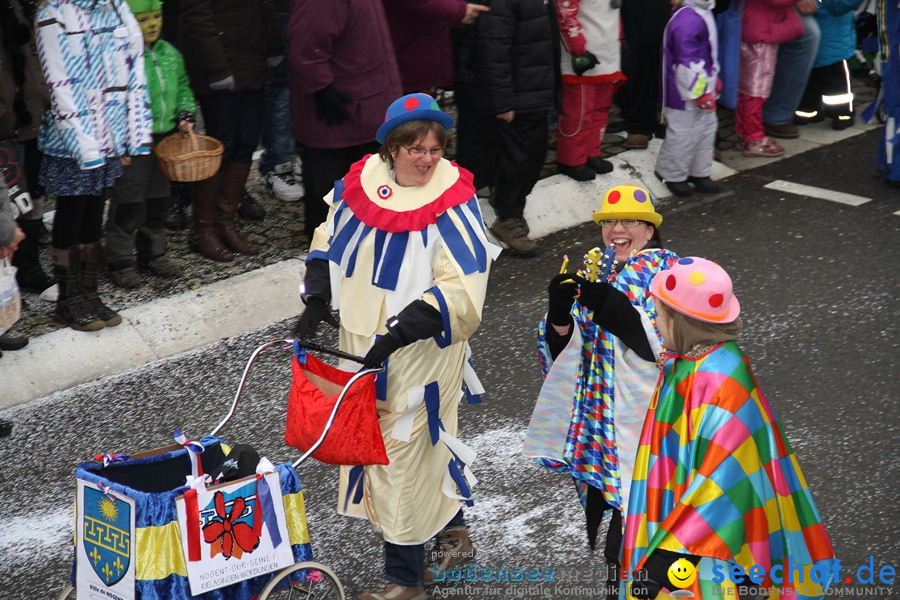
top-left (363, 300), bottom-right (444, 368)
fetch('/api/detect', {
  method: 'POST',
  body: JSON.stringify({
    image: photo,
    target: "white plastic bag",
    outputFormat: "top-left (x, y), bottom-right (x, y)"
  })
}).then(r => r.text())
top-left (0, 258), bottom-right (21, 336)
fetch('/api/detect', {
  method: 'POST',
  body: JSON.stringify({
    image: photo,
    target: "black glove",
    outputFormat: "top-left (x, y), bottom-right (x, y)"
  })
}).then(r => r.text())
top-left (571, 50), bottom-right (598, 76)
top-left (629, 570), bottom-right (663, 600)
top-left (362, 300), bottom-right (443, 368)
top-left (547, 273), bottom-right (579, 326)
top-left (362, 334), bottom-right (401, 369)
top-left (572, 275), bottom-right (656, 362)
top-left (571, 275), bottom-right (613, 312)
top-left (292, 296), bottom-right (334, 339)
top-left (314, 84), bottom-right (351, 125)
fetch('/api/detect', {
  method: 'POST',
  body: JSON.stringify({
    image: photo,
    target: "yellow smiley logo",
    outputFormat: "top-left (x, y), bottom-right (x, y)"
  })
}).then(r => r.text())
top-left (667, 558), bottom-right (698, 589)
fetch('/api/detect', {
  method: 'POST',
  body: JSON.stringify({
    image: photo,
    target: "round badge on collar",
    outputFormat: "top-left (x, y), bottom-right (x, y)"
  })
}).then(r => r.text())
top-left (377, 184), bottom-right (393, 200)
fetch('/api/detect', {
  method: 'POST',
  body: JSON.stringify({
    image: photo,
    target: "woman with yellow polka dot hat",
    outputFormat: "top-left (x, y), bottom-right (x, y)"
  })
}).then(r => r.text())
top-left (621, 257), bottom-right (834, 599)
top-left (523, 183), bottom-right (679, 592)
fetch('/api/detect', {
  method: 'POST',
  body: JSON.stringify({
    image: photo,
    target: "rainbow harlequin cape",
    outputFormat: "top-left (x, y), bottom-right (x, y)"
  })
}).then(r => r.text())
top-left (526, 248), bottom-right (679, 511)
top-left (621, 342), bottom-right (834, 599)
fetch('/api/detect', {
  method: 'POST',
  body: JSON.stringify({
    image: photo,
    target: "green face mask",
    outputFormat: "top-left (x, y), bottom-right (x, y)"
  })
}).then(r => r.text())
top-left (135, 10), bottom-right (162, 44)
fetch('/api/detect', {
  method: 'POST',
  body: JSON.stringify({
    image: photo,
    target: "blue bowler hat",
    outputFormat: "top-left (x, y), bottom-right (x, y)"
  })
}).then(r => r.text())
top-left (375, 93), bottom-right (454, 144)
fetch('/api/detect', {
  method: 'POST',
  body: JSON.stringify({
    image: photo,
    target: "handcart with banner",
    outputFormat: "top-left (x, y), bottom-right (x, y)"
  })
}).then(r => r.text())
top-left (56, 340), bottom-right (383, 600)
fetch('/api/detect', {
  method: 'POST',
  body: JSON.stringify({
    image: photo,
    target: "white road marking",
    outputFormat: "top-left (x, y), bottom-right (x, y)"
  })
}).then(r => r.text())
top-left (763, 180), bottom-right (872, 206)
top-left (894, 210), bottom-right (900, 217)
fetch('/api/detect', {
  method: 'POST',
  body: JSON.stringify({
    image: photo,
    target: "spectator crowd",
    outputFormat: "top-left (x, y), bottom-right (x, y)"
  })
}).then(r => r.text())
top-left (0, 0), bottom-right (896, 354)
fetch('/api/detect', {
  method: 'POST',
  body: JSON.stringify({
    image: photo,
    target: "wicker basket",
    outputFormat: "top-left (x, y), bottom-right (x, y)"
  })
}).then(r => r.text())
top-left (154, 128), bottom-right (223, 182)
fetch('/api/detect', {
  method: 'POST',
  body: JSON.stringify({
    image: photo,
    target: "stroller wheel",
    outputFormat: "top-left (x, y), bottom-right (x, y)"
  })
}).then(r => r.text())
top-left (56, 584), bottom-right (75, 600)
top-left (259, 561), bottom-right (345, 599)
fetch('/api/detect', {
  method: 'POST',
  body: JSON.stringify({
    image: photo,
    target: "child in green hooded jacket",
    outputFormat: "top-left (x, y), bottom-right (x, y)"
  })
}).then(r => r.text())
top-left (105, 0), bottom-right (196, 288)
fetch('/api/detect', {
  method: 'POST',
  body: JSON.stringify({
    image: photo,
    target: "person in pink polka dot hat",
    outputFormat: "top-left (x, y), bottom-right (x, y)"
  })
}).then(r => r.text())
top-left (650, 256), bottom-right (740, 325)
top-left (625, 257), bottom-right (835, 600)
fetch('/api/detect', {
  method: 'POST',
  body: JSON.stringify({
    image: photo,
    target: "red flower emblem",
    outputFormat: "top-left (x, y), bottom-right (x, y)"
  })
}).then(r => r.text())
top-left (202, 491), bottom-right (260, 559)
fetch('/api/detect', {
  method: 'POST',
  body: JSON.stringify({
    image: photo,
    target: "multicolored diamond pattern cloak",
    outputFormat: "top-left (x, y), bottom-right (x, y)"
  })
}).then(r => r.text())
top-left (537, 248), bottom-right (678, 509)
top-left (621, 342), bottom-right (835, 599)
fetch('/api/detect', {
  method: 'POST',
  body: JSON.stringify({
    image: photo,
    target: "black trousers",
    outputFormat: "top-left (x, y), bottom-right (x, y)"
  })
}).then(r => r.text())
top-left (384, 510), bottom-right (466, 587)
top-left (198, 90), bottom-right (265, 164)
top-left (618, 41), bottom-right (663, 135)
top-left (618, 0), bottom-right (669, 134)
top-left (585, 484), bottom-right (623, 565)
top-left (456, 108), bottom-right (549, 220)
top-left (797, 60), bottom-right (853, 120)
top-left (301, 142), bottom-right (378, 238)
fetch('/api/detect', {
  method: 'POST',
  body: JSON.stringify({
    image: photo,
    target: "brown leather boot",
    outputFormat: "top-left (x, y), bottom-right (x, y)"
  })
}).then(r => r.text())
top-left (216, 163), bottom-right (260, 255)
top-left (424, 526), bottom-right (475, 585)
top-left (52, 246), bottom-right (105, 332)
top-left (81, 242), bottom-right (122, 327)
top-left (189, 170), bottom-right (233, 262)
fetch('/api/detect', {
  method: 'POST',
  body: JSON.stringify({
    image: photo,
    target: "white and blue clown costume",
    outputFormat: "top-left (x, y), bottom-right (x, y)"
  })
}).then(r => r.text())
top-left (301, 94), bottom-right (498, 552)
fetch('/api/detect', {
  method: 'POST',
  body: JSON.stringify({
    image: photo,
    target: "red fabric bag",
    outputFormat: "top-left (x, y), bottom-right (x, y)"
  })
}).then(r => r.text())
top-left (285, 352), bottom-right (389, 466)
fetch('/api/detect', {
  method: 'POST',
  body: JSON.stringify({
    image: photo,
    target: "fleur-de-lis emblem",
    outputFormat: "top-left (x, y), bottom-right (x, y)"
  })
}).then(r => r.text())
top-left (102, 562), bottom-right (113, 582)
top-left (89, 547), bottom-right (101, 565)
top-left (114, 556), bottom-right (124, 574)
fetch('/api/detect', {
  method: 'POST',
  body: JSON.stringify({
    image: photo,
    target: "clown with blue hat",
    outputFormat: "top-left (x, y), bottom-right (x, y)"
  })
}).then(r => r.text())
top-left (293, 93), bottom-right (499, 600)
top-left (375, 93), bottom-right (454, 144)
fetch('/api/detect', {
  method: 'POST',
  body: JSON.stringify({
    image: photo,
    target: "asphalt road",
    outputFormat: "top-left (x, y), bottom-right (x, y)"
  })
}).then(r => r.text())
top-left (1, 129), bottom-right (898, 599)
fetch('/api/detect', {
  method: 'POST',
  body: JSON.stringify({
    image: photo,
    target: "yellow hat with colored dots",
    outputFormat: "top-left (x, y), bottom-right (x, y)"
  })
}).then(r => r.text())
top-left (592, 184), bottom-right (662, 227)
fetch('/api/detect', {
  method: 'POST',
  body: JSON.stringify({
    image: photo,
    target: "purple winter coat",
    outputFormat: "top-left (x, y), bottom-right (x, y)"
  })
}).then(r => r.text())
top-left (662, 1), bottom-right (719, 110)
top-left (289, 0), bottom-right (402, 149)
top-left (384, 0), bottom-right (467, 93)
top-left (742, 0), bottom-right (804, 44)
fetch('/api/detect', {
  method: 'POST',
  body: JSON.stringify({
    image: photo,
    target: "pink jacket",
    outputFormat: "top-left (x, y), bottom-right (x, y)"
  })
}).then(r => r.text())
top-left (741, 0), bottom-right (804, 44)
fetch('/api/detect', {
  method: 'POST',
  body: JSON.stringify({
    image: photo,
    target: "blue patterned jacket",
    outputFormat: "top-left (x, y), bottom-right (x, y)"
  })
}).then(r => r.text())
top-left (35, 0), bottom-right (152, 169)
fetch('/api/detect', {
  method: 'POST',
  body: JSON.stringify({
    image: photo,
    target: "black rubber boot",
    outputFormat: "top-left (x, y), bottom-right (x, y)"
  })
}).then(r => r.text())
top-left (12, 219), bottom-right (55, 293)
top-left (0, 332), bottom-right (29, 351)
top-left (237, 190), bottom-right (266, 221)
top-left (557, 162), bottom-right (596, 182)
top-left (688, 176), bottom-right (721, 194)
top-left (587, 156), bottom-right (614, 174)
top-left (665, 180), bottom-right (693, 197)
top-left (165, 183), bottom-right (191, 231)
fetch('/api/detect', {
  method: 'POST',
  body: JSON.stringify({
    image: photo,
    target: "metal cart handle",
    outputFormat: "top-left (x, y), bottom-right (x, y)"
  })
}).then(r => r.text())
top-left (208, 339), bottom-right (383, 468)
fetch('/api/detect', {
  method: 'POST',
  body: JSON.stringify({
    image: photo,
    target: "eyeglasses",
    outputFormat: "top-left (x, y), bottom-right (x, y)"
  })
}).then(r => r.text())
top-left (599, 219), bottom-right (647, 229)
top-left (404, 145), bottom-right (444, 158)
